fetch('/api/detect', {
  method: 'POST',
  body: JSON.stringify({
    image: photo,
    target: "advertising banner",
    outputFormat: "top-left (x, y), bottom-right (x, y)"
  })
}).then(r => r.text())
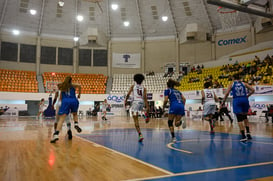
top-left (112, 53), bottom-right (141, 68)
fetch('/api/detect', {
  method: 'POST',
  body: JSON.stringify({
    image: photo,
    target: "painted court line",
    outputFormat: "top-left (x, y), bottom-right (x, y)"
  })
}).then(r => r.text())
top-left (167, 138), bottom-right (273, 154)
top-left (166, 142), bottom-right (193, 154)
top-left (75, 135), bottom-right (173, 175)
top-left (126, 161), bottom-right (273, 181)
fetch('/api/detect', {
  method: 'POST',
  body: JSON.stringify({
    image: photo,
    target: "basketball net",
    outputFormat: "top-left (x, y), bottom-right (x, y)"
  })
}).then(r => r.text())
top-left (46, 81), bottom-right (60, 94)
top-left (217, 6), bottom-right (238, 32)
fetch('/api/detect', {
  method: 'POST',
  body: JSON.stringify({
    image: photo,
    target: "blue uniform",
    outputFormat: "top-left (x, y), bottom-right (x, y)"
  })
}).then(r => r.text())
top-left (164, 88), bottom-right (185, 116)
top-left (231, 81), bottom-right (249, 114)
top-left (58, 87), bottom-right (79, 115)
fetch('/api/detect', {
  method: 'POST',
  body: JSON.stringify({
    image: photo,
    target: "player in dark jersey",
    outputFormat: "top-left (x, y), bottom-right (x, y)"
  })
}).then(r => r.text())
top-left (50, 76), bottom-right (82, 143)
top-left (163, 79), bottom-right (186, 143)
top-left (223, 73), bottom-right (255, 142)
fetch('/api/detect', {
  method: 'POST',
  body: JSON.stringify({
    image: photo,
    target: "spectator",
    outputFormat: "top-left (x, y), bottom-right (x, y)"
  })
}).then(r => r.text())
top-left (156, 106), bottom-right (163, 118)
top-left (265, 104), bottom-right (273, 123)
top-left (213, 80), bottom-right (220, 88)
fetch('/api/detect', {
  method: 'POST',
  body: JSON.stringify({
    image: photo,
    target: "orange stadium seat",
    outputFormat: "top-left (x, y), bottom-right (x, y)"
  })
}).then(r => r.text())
top-left (0, 69), bottom-right (38, 93)
top-left (42, 72), bottom-right (107, 94)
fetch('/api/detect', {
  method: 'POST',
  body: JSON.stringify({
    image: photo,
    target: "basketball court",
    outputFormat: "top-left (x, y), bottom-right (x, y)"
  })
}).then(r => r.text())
top-left (0, 0), bottom-right (273, 180)
top-left (0, 115), bottom-right (272, 180)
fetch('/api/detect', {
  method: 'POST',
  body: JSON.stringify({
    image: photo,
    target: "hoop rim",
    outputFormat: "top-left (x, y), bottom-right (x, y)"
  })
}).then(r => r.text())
top-left (217, 6), bottom-right (237, 14)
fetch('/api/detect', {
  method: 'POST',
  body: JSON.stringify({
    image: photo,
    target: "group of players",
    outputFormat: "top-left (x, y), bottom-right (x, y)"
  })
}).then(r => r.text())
top-left (50, 72), bottom-right (255, 143)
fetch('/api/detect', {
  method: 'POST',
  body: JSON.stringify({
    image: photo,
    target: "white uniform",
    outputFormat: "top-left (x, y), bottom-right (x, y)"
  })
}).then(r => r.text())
top-left (203, 89), bottom-right (216, 116)
top-left (131, 84), bottom-right (145, 113)
top-left (39, 102), bottom-right (45, 112)
top-left (102, 102), bottom-right (108, 112)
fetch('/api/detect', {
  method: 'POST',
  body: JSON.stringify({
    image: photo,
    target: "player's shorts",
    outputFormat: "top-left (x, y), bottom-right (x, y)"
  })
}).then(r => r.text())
top-left (102, 107), bottom-right (107, 112)
top-left (131, 101), bottom-right (144, 113)
top-left (169, 103), bottom-right (185, 116)
top-left (203, 103), bottom-right (216, 117)
top-left (58, 98), bottom-right (79, 115)
top-left (233, 97), bottom-right (249, 114)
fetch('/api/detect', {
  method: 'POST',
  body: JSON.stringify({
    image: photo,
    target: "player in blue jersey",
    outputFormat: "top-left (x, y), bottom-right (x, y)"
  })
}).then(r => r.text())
top-left (51, 76), bottom-right (82, 143)
top-left (223, 73), bottom-right (255, 142)
top-left (163, 79), bottom-right (186, 143)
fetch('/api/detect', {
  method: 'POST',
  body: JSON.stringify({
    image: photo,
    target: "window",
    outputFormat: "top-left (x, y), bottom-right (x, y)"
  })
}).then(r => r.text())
top-left (93, 49), bottom-right (107, 66)
top-left (20, 44), bottom-right (36, 63)
top-left (41, 46), bottom-right (56, 64)
top-left (0, 42), bottom-right (18, 61)
top-left (58, 47), bottom-right (73, 65)
top-left (79, 49), bottom-right (91, 66)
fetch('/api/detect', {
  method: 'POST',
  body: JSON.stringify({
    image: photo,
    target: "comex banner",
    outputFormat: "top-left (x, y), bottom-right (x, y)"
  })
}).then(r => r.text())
top-left (112, 53), bottom-right (141, 68)
top-left (218, 36), bottom-right (247, 46)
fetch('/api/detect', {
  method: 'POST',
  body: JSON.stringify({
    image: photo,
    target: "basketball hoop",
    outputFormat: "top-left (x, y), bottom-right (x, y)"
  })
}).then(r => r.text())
top-left (46, 81), bottom-right (60, 94)
top-left (217, 6), bottom-right (238, 31)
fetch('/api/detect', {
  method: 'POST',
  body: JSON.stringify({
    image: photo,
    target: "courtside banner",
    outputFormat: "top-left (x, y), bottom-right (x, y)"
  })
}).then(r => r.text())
top-left (112, 53), bottom-right (141, 68)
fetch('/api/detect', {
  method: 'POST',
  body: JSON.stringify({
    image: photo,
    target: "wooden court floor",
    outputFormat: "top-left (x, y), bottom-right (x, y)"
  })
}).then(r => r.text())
top-left (0, 115), bottom-right (272, 181)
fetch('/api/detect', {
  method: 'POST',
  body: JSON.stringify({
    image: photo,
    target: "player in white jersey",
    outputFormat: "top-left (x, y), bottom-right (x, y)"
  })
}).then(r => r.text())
top-left (101, 99), bottom-right (109, 120)
top-left (125, 74), bottom-right (149, 142)
top-left (37, 98), bottom-right (45, 119)
top-left (52, 88), bottom-right (72, 139)
top-left (201, 82), bottom-right (218, 133)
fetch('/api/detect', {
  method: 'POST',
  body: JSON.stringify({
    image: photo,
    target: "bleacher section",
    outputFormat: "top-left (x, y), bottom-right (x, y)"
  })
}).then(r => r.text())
top-left (179, 55), bottom-right (273, 91)
top-left (111, 73), bottom-right (179, 94)
top-left (42, 72), bottom-right (107, 94)
top-left (0, 69), bottom-right (38, 92)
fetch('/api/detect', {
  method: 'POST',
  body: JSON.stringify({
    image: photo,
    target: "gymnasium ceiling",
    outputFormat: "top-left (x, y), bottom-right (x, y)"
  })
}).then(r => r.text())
top-left (0, 0), bottom-right (271, 41)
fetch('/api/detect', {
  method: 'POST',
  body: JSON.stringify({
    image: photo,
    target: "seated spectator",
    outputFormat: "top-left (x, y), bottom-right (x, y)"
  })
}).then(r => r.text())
top-left (201, 64), bottom-right (204, 69)
top-left (254, 55), bottom-right (261, 65)
top-left (156, 106), bottom-right (163, 118)
top-left (213, 80), bottom-right (220, 88)
top-left (228, 75), bottom-right (233, 81)
top-left (266, 104), bottom-right (273, 123)
top-left (218, 74), bottom-right (223, 79)
top-left (191, 66), bottom-right (196, 72)
top-left (149, 106), bottom-right (156, 118)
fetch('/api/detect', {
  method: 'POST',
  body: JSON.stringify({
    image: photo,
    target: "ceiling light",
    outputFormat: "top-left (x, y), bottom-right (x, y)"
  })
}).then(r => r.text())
top-left (12, 29), bottom-right (20, 35)
top-left (58, 0), bottom-right (64, 7)
top-left (29, 9), bottom-right (37, 15)
top-left (162, 16), bottom-right (168, 22)
top-left (73, 37), bottom-right (79, 42)
top-left (111, 4), bottom-right (118, 10)
top-left (123, 21), bottom-right (130, 27)
top-left (77, 15), bottom-right (84, 22)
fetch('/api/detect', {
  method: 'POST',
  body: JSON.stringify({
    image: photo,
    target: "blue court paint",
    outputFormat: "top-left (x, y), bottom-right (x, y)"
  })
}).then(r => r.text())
top-left (79, 128), bottom-right (273, 179)
top-left (145, 164), bottom-right (273, 181)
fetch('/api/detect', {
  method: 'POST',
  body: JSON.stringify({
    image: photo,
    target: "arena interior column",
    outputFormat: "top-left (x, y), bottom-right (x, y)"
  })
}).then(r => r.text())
top-left (107, 40), bottom-right (112, 76)
top-left (73, 42), bottom-right (79, 73)
top-left (211, 34), bottom-right (216, 60)
top-left (251, 25), bottom-right (256, 46)
top-left (141, 40), bottom-right (145, 73)
top-left (175, 38), bottom-right (179, 73)
top-left (17, 43), bottom-right (20, 63)
top-left (36, 36), bottom-right (41, 75)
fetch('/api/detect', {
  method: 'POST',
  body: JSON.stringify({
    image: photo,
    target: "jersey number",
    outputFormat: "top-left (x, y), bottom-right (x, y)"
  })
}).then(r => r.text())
top-left (235, 86), bottom-right (244, 96)
top-left (137, 89), bottom-right (143, 96)
top-left (206, 92), bottom-right (213, 98)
